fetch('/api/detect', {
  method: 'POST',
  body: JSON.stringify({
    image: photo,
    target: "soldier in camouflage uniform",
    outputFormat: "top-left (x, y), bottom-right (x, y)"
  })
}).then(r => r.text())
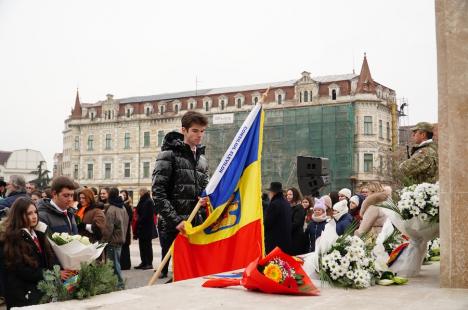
top-left (399, 122), bottom-right (438, 184)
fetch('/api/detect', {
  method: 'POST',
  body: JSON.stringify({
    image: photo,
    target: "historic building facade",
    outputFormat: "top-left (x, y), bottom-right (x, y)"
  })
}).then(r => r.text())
top-left (61, 55), bottom-right (396, 195)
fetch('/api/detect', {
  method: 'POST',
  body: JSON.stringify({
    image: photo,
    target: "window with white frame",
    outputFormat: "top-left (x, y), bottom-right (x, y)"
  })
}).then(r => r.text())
top-left (124, 132), bottom-right (130, 149)
top-left (173, 100), bottom-right (181, 114)
top-left (104, 163), bottom-right (112, 179)
top-left (125, 105), bottom-right (134, 118)
top-left (105, 134), bottom-right (112, 150)
top-left (364, 153), bottom-right (373, 172)
top-left (379, 120), bottom-right (383, 138)
top-left (143, 131), bottom-right (150, 147)
top-left (188, 99), bottom-right (196, 110)
top-left (275, 89), bottom-right (285, 104)
top-left (87, 163), bottom-right (94, 179)
top-left (203, 97), bottom-right (212, 112)
top-left (157, 130), bottom-right (165, 146)
top-left (74, 136), bottom-right (80, 151)
top-left (251, 92), bottom-right (260, 104)
top-left (329, 84), bottom-right (340, 100)
top-left (124, 162), bottom-right (131, 178)
top-left (159, 105), bottom-right (165, 115)
top-left (87, 135), bottom-right (94, 151)
top-left (143, 161), bottom-right (150, 178)
top-left (364, 116), bottom-right (373, 135)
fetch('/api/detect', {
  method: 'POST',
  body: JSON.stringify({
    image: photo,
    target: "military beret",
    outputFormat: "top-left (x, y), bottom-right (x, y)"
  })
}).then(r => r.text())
top-left (411, 122), bottom-right (433, 133)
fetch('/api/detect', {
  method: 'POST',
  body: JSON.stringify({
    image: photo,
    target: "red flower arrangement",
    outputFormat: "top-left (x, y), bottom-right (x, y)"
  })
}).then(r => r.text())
top-left (203, 247), bottom-right (320, 296)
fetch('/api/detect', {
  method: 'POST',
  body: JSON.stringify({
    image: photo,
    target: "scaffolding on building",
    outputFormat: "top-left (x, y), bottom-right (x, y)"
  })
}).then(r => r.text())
top-left (204, 104), bottom-right (355, 194)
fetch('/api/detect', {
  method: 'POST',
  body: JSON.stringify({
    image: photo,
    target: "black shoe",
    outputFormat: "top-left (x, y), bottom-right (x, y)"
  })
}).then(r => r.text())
top-left (134, 264), bottom-right (145, 269)
top-left (164, 277), bottom-right (173, 284)
top-left (158, 273), bottom-right (167, 279)
top-left (141, 265), bottom-right (153, 270)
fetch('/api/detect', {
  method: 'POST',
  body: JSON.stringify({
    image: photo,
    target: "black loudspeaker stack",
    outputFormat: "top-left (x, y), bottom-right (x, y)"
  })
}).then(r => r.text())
top-left (297, 156), bottom-right (331, 197)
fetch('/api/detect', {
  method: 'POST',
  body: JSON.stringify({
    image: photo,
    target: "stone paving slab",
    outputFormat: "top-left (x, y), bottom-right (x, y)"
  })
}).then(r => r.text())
top-left (16, 263), bottom-right (468, 310)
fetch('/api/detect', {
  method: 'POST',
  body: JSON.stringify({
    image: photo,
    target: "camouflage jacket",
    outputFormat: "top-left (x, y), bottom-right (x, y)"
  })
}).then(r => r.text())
top-left (399, 140), bottom-right (438, 184)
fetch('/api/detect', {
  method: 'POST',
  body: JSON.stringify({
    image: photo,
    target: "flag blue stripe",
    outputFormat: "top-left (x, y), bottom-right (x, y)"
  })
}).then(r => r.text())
top-left (207, 110), bottom-right (262, 208)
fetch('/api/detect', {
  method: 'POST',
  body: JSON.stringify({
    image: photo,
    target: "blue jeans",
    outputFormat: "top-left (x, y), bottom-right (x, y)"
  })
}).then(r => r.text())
top-left (106, 245), bottom-right (124, 288)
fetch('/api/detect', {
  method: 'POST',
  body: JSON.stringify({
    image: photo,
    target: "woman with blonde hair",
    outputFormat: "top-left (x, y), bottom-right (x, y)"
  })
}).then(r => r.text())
top-left (354, 182), bottom-right (390, 237)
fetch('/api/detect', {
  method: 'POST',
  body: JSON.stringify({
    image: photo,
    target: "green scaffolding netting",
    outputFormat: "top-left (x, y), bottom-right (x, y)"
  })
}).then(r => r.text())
top-left (204, 104), bottom-right (355, 194)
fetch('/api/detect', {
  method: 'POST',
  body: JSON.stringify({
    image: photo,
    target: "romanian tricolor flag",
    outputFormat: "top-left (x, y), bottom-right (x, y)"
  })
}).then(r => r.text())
top-left (172, 103), bottom-right (265, 281)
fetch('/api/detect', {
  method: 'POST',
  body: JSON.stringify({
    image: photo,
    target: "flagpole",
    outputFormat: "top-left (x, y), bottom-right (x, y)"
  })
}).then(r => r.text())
top-left (149, 88), bottom-right (269, 286)
top-left (148, 200), bottom-right (203, 286)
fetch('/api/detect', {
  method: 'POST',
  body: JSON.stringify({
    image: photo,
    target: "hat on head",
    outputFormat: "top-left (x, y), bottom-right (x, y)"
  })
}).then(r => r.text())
top-left (313, 198), bottom-right (327, 212)
top-left (0, 180), bottom-right (6, 187)
top-left (350, 195), bottom-right (360, 206)
top-left (321, 195), bottom-right (332, 209)
top-left (338, 188), bottom-right (352, 199)
top-left (411, 122), bottom-right (433, 133)
top-left (333, 200), bottom-right (349, 213)
top-left (266, 182), bottom-right (283, 193)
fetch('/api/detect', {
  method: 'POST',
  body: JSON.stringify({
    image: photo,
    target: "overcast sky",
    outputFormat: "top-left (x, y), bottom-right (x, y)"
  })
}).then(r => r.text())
top-left (0, 0), bottom-right (438, 170)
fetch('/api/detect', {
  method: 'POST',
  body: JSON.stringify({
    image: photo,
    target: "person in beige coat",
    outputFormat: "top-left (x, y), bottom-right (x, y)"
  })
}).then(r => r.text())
top-left (354, 183), bottom-right (391, 237)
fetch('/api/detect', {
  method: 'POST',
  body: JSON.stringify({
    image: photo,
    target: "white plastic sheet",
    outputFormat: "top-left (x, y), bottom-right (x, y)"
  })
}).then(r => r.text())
top-left (49, 238), bottom-right (106, 270)
top-left (382, 208), bottom-right (439, 277)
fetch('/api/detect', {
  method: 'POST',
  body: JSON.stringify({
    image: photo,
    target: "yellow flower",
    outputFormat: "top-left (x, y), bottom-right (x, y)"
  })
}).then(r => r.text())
top-left (264, 263), bottom-right (283, 283)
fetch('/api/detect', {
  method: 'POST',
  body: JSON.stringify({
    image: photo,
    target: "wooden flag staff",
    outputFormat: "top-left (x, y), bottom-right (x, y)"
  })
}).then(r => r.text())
top-left (148, 87), bottom-right (269, 286)
top-left (147, 200), bottom-right (203, 286)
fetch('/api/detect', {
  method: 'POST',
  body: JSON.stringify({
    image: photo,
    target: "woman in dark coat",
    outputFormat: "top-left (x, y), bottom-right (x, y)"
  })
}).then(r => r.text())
top-left (286, 187), bottom-right (307, 255)
top-left (119, 190), bottom-right (133, 270)
top-left (0, 197), bottom-right (56, 309)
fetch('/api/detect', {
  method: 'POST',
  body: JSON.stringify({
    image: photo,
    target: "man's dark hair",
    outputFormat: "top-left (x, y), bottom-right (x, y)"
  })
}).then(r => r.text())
top-left (181, 111), bottom-right (208, 129)
top-left (50, 176), bottom-right (77, 194)
top-left (427, 132), bottom-right (433, 139)
top-left (91, 187), bottom-right (98, 196)
top-left (0, 180), bottom-right (6, 187)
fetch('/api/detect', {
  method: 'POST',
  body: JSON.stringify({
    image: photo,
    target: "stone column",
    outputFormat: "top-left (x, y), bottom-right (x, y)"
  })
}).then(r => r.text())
top-left (435, 0), bottom-right (468, 288)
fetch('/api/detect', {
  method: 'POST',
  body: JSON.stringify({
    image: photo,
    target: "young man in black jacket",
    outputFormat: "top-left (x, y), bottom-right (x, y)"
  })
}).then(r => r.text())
top-left (152, 111), bottom-right (209, 279)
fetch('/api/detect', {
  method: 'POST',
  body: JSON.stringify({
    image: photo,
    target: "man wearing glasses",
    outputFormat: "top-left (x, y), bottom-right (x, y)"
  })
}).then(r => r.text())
top-left (38, 176), bottom-right (78, 234)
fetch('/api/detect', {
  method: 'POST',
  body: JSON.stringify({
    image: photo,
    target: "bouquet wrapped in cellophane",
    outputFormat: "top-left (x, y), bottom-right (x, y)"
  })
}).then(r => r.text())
top-left (202, 247), bottom-right (320, 296)
top-left (378, 182), bottom-right (439, 277)
top-left (49, 232), bottom-right (106, 270)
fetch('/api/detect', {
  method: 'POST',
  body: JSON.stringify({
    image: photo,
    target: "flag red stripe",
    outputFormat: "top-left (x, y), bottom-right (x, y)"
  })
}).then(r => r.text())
top-left (173, 219), bottom-right (263, 281)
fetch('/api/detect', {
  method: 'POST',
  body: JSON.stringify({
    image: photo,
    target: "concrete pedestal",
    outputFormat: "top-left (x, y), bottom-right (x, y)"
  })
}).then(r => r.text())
top-left (17, 263), bottom-right (468, 310)
top-left (435, 0), bottom-right (468, 288)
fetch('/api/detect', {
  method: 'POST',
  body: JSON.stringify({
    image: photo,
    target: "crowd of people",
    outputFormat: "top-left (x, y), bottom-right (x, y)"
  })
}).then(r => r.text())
top-left (0, 110), bottom-right (437, 309)
top-left (263, 180), bottom-right (393, 256)
top-left (0, 175), bottom-right (159, 309)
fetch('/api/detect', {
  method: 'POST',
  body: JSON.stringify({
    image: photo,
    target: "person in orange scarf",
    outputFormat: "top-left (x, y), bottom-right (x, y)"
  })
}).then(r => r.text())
top-left (76, 188), bottom-right (108, 242)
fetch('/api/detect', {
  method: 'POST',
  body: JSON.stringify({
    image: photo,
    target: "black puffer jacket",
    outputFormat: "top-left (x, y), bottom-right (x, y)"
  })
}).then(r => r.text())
top-left (152, 132), bottom-right (209, 233)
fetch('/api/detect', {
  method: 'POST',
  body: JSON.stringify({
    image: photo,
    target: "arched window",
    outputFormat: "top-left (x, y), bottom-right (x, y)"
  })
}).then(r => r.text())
top-left (220, 100), bottom-right (225, 110)
top-left (205, 101), bottom-right (210, 112)
top-left (145, 107), bottom-right (150, 116)
top-left (126, 109), bottom-right (131, 117)
top-left (160, 105), bottom-right (164, 115)
top-left (332, 89), bottom-right (337, 100)
top-left (309, 91), bottom-right (312, 101)
top-left (190, 102), bottom-right (194, 110)
top-left (237, 98), bottom-right (242, 109)
top-left (300, 92), bottom-right (302, 103)
top-left (278, 94), bottom-right (282, 105)
top-left (304, 91), bottom-right (309, 102)
top-left (254, 97), bottom-right (258, 104)
top-left (174, 104), bottom-right (179, 114)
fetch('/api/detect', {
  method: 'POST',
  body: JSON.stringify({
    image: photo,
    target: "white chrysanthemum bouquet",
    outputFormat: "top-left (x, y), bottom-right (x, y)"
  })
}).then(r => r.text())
top-left (319, 235), bottom-right (377, 289)
top-left (48, 232), bottom-right (106, 270)
top-left (378, 182), bottom-right (439, 277)
top-left (396, 183), bottom-right (439, 222)
top-left (51, 232), bottom-right (91, 246)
